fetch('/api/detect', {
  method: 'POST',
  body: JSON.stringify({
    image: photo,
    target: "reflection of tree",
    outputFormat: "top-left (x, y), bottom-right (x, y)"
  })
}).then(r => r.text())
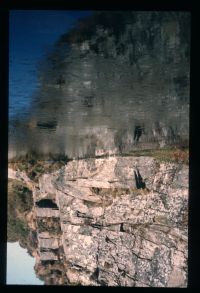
top-left (134, 125), bottom-right (144, 143)
top-left (86, 134), bottom-right (98, 157)
top-left (114, 129), bottom-right (126, 154)
top-left (114, 129), bottom-right (132, 154)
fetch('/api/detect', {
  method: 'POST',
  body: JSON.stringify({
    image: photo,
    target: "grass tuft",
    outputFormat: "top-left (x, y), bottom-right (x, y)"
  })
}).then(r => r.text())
top-left (126, 147), bottom-right (189, 165)
top-left (8, 152), bottom-right (71, 182)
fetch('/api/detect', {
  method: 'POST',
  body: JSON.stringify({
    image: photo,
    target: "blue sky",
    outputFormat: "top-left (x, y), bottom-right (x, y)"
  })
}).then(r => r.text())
top-left (7, 242), bottom-right (43, 285)
top-left (9, 10), bottom-right (92, 119)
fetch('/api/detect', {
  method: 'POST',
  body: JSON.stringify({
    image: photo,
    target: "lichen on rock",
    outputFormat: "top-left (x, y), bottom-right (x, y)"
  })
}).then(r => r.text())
top-left (8, 155), bottom-right (188, 287)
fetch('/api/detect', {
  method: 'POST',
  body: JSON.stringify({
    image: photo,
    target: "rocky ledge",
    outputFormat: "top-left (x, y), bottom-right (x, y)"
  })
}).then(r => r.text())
top-left (8, 155), bottom-right (188, 287)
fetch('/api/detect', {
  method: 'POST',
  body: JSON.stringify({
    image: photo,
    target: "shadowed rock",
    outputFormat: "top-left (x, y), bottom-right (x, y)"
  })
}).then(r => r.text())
top-left (36, 199), bottom-right (58, 209)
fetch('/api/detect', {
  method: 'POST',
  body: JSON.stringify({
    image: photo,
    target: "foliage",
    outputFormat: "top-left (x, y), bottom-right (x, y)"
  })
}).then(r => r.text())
top-left (127, 147), bottom-right (189, 165)
top-left (7, 179), bottom-right (33, 243)
top-left (8, 179), bottom-right (33, 213)
top-left (7, 216), bottom-right (29, 242)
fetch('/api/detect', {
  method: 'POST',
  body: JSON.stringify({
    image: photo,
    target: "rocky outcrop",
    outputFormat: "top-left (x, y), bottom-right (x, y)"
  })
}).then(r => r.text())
top-left (8, 155), bottom-right (188, 287)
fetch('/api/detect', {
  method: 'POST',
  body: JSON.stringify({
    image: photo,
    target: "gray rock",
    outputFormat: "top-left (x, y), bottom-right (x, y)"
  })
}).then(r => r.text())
top-left (8, 155), bottom-right (188, 286)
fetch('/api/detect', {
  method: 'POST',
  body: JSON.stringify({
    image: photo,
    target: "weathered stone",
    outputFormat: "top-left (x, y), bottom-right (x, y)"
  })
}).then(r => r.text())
top-left (167, 267), bottom-right (186, 287)
top-left (8, 155), bottom-right (188, 286)
top-left (35, 207), bottom-right (60, 218)
top-left (40, 251), bottom-right (58, 261)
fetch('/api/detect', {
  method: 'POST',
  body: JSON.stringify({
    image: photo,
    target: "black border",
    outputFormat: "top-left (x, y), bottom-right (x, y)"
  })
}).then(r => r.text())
top-left (0, 4), bottom-right (8, 288)
top-left (0, 0), bottom-right (198, 291)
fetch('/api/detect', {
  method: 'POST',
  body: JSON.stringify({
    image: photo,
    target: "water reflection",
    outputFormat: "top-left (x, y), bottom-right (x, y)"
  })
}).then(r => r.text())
top-left (8, 11), bottom-right (190, 160)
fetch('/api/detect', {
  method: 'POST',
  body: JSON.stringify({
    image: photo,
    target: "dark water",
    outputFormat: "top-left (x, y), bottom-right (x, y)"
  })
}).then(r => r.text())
top-left (9, 53), bottom-right (40, 120)
top-left (9, 11), bottom-right (190, 160)
top-left (9, 10), bottom-right (93, 118)
top-left (9, 61), bottom-right (189, 160)
top-left (9, 10), bottom-right (93, 158)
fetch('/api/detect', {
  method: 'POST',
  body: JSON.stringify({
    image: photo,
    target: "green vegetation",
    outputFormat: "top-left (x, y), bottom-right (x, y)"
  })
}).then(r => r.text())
top-left (8, 179), bottom-right (33, 214)
top-left (78, 147), bottom-right (189, 165)
top-left (125, 147), bottom-right (189, 165)
top-left (7, 217), bottom-right (29, 242)
top-left (7, 179), bottom-right (33, 243)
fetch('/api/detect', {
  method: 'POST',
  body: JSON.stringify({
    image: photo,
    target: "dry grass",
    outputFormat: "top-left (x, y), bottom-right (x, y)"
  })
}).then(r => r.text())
top-left (8, 147), bottom-right (188, 184)
top-left (8, 152), bottom-right (70, 182)
top-left (90, 187), bottom-right (149, 198)
top-left (126, 147), bottom-right (189, 165)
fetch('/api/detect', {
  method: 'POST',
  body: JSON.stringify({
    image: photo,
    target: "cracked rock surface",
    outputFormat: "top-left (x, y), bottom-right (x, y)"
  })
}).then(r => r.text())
top-left (8, 156), bottom-right (188, 286)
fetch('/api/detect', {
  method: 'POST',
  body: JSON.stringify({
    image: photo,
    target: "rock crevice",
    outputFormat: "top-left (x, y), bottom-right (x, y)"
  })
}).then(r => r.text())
top-left (8, 155), bottom-right (188, 286)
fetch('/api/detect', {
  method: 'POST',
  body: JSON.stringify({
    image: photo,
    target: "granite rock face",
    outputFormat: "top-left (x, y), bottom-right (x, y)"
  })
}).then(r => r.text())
top-left (8, 156), bottom-right (188, 287)
top-left (9, 11), bottom-right (190, 159)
